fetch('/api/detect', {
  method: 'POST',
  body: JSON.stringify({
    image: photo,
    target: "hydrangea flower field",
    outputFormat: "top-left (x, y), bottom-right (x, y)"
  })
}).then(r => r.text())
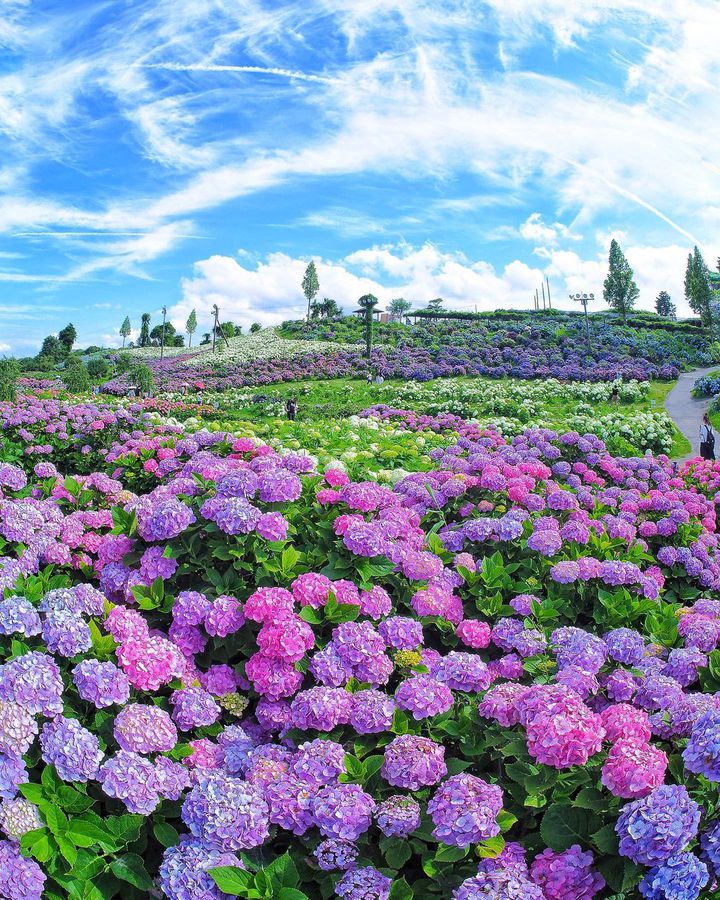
top-left (4, 367), bottom-right (720, 899)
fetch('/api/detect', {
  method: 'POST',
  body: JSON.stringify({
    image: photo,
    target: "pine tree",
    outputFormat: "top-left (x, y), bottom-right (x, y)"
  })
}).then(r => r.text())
top-left (428, 297), bottom-right (444, 313)
top-left (603, 240), bottom-right (639, 324)
top-left (655, 291), bottom-right (676, 318)
top-left (302, 261), bottom-right (319, 322)
top-left (685, 246), bottom-right (713, 327)
top-left (139, 313), bottom-right (151, 347)
top-left (119, 316), bottom-right (131, 348)
top-left (186, 309), bottom-right (197, 348)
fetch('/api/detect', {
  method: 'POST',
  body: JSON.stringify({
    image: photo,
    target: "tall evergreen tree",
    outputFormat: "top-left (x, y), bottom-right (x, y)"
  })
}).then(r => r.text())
top-left (186, 309), bottom-right (197, 348)
top-left (685, 246), bottom-right (713, 326)
top-left (655, 291), bottom-right (676, 318)
top-left (302, 261), bottom-right (319, 322)
top-left (428, 297), bottom-right (444, 313)
top-left (603, 239), bottom-right (639, 324)
top-left (139, 313), bottom-right (151, 347)
top-left (119, 316), bottom-right (131, 348)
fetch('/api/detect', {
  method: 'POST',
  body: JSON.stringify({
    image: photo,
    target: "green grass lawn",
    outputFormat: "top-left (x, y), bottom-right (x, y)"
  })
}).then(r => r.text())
top-left (201, 375), bottom-right (693, 457)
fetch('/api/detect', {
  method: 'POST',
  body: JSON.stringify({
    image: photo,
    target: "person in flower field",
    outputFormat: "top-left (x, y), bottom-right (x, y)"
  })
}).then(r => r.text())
top-left (286, 397), bottom-right (298, 421)
top-left (700, 413), bottom-right (715, 460)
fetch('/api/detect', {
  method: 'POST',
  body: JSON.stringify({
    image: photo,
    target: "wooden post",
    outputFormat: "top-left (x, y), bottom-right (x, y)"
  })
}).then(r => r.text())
top-left (546, 277), bottom-right (552, 309)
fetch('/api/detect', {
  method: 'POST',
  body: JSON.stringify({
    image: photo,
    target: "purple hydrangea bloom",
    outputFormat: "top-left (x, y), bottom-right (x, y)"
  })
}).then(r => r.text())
top-left (290, 687), bottom-right (352, 731)
top-left (72, 659), bottom-right (130, 708)
top-left (154, 756), bottom-right (190, 801)
top-left (395, 674), bottom-right (454, 720)
top-left (158, 836), bottom-right (244, 900)
top-left (428, 774), bottom-right (503, 847)
top-left (0, 597), bottom-right (41, 638)
top-left (431, 652), bottom-right (493, 692)
top-left (113, 704), bottom-right (178, 754)
top-left (170, 687), bottom-right (221, 732)
top-left (292, 739), bottom-right (346, 785)
top-left (0, 838), bottom-right (46, 899)
top-left (313, 838), bottom-right (359, 871)
top-left (264, 774), bottom-right (317, 835)
top-left (42, 609), bottom-right (92, 658)
top-left (0, 754), bottom-right (26, 801)
top-left (182, 773), bottom-right (269, 850)
top-left (98, 750), bottom-right (162, 815)
top-left (382, 734), bottom-right (447, 791)
top-left (135, 497), bottom-right (196, 542)
top-left (453, 871), bottom-right (544, 899)
top-left (683, 709), bottom-right (720, 781)
top-left (0, 797), bottom-right (42, 841)
top-left (0, 651), bottom-right (64, 717)
top-left (311, 782), bottom-right (375, 841)
top-left (605, 628), bottom-right (646, 666)
top-left (529, 844), bottom-right (605, 899)
top-left (0, 700), bottom-right (37, 757)
top-left (639, 852), bottom-right (709, 900)
top-left (335, 866), bottom-right (391, 900)
top-left (349, 690), bottom-right (395, 734)
top-left (376, 795), bottom-right (421, 837)
top-left (377, 616), bottom-right (423, 650)
top-left (616, 785), bottom-right (701, 866)
top-left (40, 716), bottom-right (103, 783)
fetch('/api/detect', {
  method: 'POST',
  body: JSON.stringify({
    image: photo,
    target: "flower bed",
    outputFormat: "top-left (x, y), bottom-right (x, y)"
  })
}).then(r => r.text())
top-left (2, 401), bottom-right (720, 898)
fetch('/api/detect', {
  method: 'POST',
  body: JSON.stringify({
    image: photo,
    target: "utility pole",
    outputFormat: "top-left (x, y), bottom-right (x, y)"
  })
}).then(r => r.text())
top-left (211, 304), bottom-right (230, 352)
top-left (546, 277), bottom-right (552, 309)
top-left (160, 306), bottom-right (167, 360)
top-left (569, 293), bottom-right (594, 350)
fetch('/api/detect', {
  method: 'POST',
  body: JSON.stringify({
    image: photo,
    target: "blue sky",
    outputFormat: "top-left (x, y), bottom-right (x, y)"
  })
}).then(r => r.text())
top-left (1, 0), bottom-right (719, 354)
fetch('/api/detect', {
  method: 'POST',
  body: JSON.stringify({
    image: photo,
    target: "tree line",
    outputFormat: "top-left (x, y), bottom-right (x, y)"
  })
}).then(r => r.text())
top-left (603, 239), bottom-right (718, 326)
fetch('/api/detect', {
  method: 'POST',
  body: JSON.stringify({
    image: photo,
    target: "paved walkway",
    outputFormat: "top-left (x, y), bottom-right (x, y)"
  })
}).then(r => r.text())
top-left (664, 366), bottom-right (717, 460)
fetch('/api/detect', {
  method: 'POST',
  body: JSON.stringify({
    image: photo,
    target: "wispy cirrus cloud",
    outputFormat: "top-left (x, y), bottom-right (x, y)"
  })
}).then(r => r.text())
top-left (1, 0), bottom-right (720, 353)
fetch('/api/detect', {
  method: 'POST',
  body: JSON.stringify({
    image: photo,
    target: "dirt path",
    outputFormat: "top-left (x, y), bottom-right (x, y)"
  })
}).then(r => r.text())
top-left (664, 366), bottom-right (717, 459)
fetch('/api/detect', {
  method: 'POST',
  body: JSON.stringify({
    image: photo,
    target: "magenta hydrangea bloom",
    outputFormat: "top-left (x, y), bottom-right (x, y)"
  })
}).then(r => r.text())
top-left (529, 845), bottom-right (605, 900)
top-left (602, 739), bottom-right (667, 799)
top-left (381, 734), bottom-right (447, 791)
top-left (428, 774), bottom-right (503, 847)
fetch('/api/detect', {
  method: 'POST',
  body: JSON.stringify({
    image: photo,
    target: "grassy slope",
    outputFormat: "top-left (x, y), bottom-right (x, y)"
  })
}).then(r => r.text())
top-left (209, 375), bottom-right (691, 457)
